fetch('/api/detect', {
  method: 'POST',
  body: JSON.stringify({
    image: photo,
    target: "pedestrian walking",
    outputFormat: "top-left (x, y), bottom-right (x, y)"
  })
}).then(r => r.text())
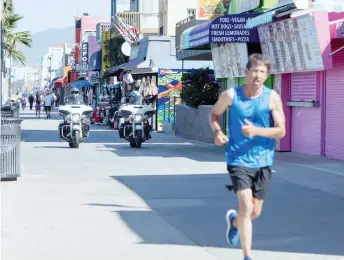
top-left (55, 93), bottom-right (60, 107)
top-left (28, 93), bottom-right (34, 110)
top-left (44, 91), bottom-right (53, 119)
top-left (35, 93), bottom-right (42, 118)
top-left (209, 54), bottom-right (286, 260)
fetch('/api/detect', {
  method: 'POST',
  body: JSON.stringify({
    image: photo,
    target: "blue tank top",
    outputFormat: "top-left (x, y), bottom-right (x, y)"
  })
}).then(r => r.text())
top-left (226, 86), bottom-right (275, 168)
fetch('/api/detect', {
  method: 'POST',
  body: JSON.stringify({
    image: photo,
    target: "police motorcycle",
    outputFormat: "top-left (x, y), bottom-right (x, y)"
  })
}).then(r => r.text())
top-left (58, 88), bottom-right (93, 148)
top-left (117, 91), bottom-right (155, 148)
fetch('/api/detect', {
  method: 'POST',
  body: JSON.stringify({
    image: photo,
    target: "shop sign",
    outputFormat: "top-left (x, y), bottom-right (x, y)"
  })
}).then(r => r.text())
top-left (90, 73), bottom-right (99, 83)
top-left (102, 31), bottom-right (110, 72)
top-left (81, 42), bottom-right (89, 73)
top-left (189, 14), bottom-right (260, 49)
top-left (211, 42), bottom-right (248, 78)
top-left (258, 14), bottom-right (325, 73)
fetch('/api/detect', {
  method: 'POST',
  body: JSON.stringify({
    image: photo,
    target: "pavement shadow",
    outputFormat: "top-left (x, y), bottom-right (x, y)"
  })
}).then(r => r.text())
top-left (20, 129), bottom-right (121, 144)
top-left (106, 173), bottom-right (344, 256)
top-left (101, 143), bottom-right (225, 162)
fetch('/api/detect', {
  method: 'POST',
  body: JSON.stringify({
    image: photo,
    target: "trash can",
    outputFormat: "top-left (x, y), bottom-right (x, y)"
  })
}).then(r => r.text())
top-left (1, 117), bottom-right (23, 181)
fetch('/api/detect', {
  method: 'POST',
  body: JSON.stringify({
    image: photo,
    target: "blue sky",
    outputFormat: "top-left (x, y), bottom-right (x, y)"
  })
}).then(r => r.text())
top-left (14, 0), bottom-right (130, 33)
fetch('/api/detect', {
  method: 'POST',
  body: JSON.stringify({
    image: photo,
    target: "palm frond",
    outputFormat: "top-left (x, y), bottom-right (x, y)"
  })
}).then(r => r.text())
top-left (7, 48), bottom-right (26, 65)
top-left (3, 0), bottom-right (14, 16)
top-left (2, 0), bottom-right (32, 65)
top-left (7, 31), bottom-right (32, 48)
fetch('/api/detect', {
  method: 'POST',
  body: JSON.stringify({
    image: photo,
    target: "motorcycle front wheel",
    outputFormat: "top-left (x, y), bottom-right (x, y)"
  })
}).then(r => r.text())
top-left (73, 130), bottom-right (80, 148)
top-left (135, 130), bottom-right (142, 148)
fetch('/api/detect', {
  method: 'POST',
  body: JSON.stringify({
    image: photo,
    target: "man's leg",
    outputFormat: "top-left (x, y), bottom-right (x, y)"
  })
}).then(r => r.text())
top-left (236, 189), bottom-right (254, 258)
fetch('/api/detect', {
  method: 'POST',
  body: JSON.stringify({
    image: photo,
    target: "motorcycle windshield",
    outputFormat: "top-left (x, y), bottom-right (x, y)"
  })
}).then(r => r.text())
top-left (65, 95), bottom-right (85, 105)
top-left (128, 91), bottom-right (142, 105)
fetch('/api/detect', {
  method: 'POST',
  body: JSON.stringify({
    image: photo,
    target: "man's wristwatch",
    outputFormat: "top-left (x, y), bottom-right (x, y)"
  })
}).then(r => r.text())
top-left (214, 129), bottom-right (222, 134)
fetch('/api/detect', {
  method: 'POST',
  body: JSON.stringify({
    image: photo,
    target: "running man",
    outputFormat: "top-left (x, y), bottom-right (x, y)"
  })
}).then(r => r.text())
top-left (209, 54), bottom-right (285, 260)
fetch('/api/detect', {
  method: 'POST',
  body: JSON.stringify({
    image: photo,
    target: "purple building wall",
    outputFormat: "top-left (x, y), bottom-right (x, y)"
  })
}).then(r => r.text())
top-left (88, 35), bottom-right (100, 80)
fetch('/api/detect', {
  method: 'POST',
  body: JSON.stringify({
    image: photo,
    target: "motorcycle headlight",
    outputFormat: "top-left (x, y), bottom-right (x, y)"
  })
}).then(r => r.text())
top-left (134, 114), bottom-right (143, 123)
top-left (72, 114), bottom-right (81, 123)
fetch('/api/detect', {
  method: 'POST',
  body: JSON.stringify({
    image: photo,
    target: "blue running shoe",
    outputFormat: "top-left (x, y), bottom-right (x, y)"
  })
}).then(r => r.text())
top-left (225, 209), bottom-right (239, 245)
top-left (244, 257), bottom-right (253, 260)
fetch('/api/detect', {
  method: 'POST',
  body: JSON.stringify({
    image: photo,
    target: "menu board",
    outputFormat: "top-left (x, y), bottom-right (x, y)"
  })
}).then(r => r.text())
top-left (258, 14), bottom-right (324, 73)
top-left (211, 42), bottom-right (248, 78)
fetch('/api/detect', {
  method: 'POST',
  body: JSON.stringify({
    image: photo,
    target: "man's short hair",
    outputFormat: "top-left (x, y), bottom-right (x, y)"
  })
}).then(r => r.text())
top-left (246, 53), bottom-right (271, 74)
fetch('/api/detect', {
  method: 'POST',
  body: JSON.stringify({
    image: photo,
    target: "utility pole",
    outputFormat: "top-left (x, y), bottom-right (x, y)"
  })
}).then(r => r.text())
top-left (0, 0), bottom-right (3, 109)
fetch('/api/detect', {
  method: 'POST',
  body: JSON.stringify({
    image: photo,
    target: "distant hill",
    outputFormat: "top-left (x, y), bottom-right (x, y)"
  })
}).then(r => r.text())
top-left (16, 27), bottom-right (75, 67)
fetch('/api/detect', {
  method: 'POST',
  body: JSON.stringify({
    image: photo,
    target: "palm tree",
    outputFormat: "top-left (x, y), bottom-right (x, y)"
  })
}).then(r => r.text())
top-left (3, 0), bottom-right (32, 65)
top-left (2, 0), bottom-right (32, 97)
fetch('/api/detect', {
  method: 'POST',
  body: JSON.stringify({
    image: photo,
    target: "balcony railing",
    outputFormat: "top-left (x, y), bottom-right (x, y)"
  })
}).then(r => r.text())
top-left (111, 12), bottom-right (160, 40)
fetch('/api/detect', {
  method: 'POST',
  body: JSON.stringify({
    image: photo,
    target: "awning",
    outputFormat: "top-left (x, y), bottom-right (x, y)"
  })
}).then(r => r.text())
top-left (180, 13), bottom-right (261, 50)
top-left (313, 0), bottom-right (344, 12)
top-left (68, 71), bottom-right (80, 83)
top-left (180, 27), bottom-right (194, 51)
top-left (71, 80), bottom-right (93, 89)
top-left (245, 3), bottom-right (296, 29)
top-left (48, 77), bottom-right (59, 89)
top-left (54, 76), bottom-right (67, 88)
top-left (109, 58), bottom-right (155, 75)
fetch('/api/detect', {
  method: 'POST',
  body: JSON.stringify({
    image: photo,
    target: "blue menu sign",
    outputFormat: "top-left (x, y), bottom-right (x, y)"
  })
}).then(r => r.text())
top-left (188, 13), bottom-right (261, 49)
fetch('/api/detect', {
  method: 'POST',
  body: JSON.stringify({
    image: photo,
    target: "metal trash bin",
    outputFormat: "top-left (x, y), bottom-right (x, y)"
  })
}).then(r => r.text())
top-left (1, 117), bottom-right (23, 181)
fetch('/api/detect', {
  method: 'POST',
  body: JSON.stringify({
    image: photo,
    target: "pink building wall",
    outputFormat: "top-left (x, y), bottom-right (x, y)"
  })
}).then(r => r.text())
top-left (279, 11), bottom-right (342, 153)
top-left (279, 74), bottom-right (291, 151)
top-left (291, 107), bottom-right (322, 155)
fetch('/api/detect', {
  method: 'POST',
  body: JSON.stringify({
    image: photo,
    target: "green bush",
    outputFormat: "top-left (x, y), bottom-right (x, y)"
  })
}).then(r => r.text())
top-left (180, 67), bottom-right (220, 108)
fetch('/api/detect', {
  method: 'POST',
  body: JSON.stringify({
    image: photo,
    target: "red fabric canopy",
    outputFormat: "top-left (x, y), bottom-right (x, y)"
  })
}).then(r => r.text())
top-left (54, 76), bottom-right (67, 88)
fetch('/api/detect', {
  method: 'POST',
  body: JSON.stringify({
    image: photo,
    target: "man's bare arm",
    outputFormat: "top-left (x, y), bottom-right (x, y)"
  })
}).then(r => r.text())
top-left (209, 89), bottom-right (233, 132)
top-left (254, 91), bottom-right (286, 139)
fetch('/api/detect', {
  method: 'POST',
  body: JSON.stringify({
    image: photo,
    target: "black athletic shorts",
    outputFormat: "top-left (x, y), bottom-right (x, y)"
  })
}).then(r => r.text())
top-left (227, 165), bottom-right (272, 200)
top-left (45, 106), bottom-right (51, 112)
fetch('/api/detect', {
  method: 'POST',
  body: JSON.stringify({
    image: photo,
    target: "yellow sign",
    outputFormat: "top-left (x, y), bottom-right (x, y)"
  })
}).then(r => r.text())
top-left (198, 0), bottom-right (229, 19)
top-left (102, 31), bottom-right (110, 72)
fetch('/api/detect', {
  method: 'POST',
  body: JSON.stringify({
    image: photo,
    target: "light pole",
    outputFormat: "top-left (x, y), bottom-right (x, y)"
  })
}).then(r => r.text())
top-left (48, 56), bottom-right (52, 83)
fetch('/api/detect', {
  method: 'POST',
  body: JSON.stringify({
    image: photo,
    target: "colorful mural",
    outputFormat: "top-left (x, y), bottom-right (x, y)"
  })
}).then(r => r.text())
top-left (157, 69), bottom-right (184, 125)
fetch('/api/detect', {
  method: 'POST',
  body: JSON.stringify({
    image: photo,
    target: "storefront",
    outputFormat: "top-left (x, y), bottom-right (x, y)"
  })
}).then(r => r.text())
top-left (179, 13), bottom-right (275, 136)
top-left (255, 9), bottom-right (344, 158)
top-left (323, 15), bottom-right (344, 160)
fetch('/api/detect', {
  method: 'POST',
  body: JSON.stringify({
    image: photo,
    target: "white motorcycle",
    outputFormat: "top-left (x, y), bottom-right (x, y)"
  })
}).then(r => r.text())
top-left (117, 98), bottom-right (155, 148)
top-left (58, 95), bottom-right (93, 148)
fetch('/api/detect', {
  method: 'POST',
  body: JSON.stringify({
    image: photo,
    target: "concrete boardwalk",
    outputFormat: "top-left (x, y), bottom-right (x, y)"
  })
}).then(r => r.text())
top-left (2, 109), bottom-right (344, 260)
